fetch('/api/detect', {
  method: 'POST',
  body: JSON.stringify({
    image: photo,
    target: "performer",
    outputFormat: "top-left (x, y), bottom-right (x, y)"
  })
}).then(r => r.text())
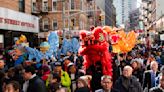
top-left (78, 27), bottom-right (113, 91)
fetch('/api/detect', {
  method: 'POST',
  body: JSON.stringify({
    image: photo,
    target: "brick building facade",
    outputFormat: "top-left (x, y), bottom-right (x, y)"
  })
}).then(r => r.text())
top-left (32, 0), bottom-right (101, 32)
top-left (0, 0), bottom-right (32, 14)
top-left (0, 0), bottom-right (39, 48)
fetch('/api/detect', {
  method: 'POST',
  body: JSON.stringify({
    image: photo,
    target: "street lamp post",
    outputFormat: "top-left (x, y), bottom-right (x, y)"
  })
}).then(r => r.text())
top-left (62, 0), bottom-right (65, 29)
top-left (61, 0), bottom-right (65, 37)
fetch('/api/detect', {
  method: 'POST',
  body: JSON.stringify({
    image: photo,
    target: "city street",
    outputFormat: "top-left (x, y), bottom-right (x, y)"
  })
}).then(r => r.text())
top-left (0, 0), bottom-right (164, 92)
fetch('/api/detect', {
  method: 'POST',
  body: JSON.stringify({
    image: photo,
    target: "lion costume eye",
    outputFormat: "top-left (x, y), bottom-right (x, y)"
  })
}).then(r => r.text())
top-left (84, 37), bottom-right (89, 41)
top-left (99, 33), bottom-right (104, 42)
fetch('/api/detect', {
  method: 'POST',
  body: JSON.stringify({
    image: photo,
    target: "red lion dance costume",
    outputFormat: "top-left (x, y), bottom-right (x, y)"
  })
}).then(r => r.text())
top-left (79, 27), bottom-right (113, 91)
top-left (79, 27), bottom-right (113, 76)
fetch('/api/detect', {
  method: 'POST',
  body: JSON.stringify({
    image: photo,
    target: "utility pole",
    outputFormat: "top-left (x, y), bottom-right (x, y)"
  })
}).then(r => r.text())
top-left (62, 0), bottom-right (65, 37)
top-left (94, 0), bottom-right (97, 26)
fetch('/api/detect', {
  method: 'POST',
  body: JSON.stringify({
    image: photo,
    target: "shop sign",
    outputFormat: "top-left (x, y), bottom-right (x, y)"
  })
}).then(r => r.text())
top-left (0, 7), bottom-right (39, 33)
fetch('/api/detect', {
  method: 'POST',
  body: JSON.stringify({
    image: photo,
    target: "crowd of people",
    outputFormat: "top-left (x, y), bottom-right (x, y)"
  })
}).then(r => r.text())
top-left (0, 42), bottom-right (164, 92)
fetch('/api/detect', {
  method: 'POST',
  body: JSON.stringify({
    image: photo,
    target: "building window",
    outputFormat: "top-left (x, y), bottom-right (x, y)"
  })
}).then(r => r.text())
top-left (71, 19), bottom-right (75, 26)
top-left (52, 0), bottom-right (57, 11)
top-left (43, 19), bottom-right (49, 31)
top-left (71, 19), bottom-right (75, 29)
top-left (32, 2), bottom-right (37, 12)
top-left (71, 0), bottom-right (74, 9)
top-left (19, 0), bottom-right (25, 12)
top-left (43, 1), bottom-right (48, 11)
top-left (80, 0), bottom-right (82, 10)
top-left (53, 20), bottom-right (58, 30)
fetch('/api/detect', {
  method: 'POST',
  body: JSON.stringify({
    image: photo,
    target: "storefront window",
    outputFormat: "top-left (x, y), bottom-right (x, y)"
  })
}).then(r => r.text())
top-left (0, 35), bottom-right (4, 49)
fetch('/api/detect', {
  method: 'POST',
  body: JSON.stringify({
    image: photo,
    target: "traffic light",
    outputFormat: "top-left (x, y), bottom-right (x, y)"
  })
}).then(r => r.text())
top-left (99, 15), bottom-right (105, 21)
top-left (71, 19), bottom-right (75, 27)
top-left (99, 16), bottom-right (101, 21)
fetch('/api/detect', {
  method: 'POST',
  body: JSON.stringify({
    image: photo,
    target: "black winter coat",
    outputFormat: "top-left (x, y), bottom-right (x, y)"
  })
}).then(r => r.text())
top-left (149, 87), bottom-right (163, 92)
top-left (75, 87), bottom-right (90, 92)
top-left (132, 68), bottom-right (144, 84)
top-left (114, 75), bottom-right (143, 92)
top-left (27, 75), bottom-right (47, 92)
top-left (142, 70), bottom-right (160, 90)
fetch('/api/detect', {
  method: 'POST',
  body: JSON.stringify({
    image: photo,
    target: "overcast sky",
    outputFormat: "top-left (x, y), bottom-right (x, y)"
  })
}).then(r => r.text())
top-left (137, 0), bottom-right (142, 8)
